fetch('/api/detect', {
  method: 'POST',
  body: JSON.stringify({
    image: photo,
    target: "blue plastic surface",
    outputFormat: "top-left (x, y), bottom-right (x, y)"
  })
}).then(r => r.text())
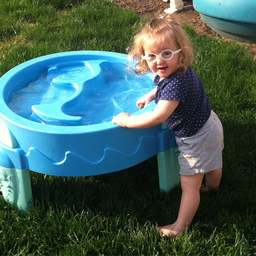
top-left (0, 51), bottom-right (177, 177)
top-left (193, 0), bottom-right (256, 43)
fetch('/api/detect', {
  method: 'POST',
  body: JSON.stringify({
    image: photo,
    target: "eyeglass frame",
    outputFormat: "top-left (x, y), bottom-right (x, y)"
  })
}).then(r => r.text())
top-left (141, 49), bottom-right (181, 63)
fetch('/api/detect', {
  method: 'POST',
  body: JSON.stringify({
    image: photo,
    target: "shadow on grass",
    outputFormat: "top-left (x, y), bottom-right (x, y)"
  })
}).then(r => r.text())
top-left (28, 116), bottom-right (256, 228)
top-left (30, 155), bottom-right (180, 222)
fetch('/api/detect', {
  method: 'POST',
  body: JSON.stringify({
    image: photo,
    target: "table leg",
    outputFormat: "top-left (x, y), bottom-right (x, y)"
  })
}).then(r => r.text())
top-left (157, 147), bottom-right (180, 192)
top-left (0, 166), bottom-right (33, 213)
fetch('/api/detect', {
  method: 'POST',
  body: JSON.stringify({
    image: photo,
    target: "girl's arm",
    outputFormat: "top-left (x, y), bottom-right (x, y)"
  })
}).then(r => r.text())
top-left (112, 99), bottom-right (179, 129)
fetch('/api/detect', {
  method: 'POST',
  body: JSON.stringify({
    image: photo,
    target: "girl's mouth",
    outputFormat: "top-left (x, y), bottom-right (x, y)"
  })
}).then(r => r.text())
top-left (158, 66), bottom-right (167, 71)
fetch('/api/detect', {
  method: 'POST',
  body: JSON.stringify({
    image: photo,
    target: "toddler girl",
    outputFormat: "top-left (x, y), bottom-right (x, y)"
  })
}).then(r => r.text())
top-left (112, 15), bottom-right (224, 237)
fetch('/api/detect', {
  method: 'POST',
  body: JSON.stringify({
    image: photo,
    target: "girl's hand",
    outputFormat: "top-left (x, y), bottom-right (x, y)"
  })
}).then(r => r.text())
top-left (136, 88), bottom-right (156, 109)
top-left (137, 100), bottom-right (145, 110)
top-left (112, 113), bottom-right (131, 127)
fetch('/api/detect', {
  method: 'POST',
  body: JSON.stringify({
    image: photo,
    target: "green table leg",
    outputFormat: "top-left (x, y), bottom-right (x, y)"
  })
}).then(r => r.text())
top-left (0, 120), bottom-right (33, 213)
top-left (157, 146), bottom-right (180, 192)
top-left (0, 166), bottom-right (33, 213)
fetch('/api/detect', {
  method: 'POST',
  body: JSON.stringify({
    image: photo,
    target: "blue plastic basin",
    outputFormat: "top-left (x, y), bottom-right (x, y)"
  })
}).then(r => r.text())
top-left (0, 51), bottom-right (176, 176)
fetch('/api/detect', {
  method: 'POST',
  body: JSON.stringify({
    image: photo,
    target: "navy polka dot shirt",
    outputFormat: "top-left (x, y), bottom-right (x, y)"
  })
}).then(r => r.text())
top-left (154, 67), bottom-right (211, 138)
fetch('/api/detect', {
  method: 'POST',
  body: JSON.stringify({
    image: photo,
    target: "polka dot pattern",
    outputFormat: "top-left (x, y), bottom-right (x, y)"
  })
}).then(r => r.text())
top-left (154, 67), bottom-right (211, 137)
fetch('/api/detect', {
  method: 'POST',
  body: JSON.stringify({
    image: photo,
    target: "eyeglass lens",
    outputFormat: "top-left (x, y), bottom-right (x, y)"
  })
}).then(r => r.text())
top-left (143, 49), bottom-right (181, 62)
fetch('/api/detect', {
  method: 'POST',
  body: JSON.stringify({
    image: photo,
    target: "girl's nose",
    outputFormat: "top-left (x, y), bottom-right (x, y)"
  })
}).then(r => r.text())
top-left (156, 56), bottom-right (165, 64)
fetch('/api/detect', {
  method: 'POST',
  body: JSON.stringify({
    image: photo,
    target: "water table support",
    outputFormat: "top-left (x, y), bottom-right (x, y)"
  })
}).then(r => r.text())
top-left (0, 122), bottom-right (180, 213)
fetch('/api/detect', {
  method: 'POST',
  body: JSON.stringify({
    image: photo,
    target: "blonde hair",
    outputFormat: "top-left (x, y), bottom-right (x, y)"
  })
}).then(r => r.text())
top-left (129, 15), bottom-right (194, 74)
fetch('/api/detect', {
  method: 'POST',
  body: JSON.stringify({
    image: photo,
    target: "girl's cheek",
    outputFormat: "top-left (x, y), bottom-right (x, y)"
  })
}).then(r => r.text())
top-left (148, 63), bottom-right (156, 72)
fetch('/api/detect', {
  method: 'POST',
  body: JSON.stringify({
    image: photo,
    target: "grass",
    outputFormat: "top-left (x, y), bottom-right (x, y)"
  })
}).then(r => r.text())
top-left (0, 0), bottom-right (139, 75)
top-left (1, 0), bottom-right (256, 255)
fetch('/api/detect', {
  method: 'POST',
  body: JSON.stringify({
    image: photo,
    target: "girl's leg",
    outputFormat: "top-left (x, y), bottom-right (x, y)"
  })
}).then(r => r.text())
top-left (201, 168), bottom-right (222, 192)
top-left (159, 173), bottom-right (204, 236)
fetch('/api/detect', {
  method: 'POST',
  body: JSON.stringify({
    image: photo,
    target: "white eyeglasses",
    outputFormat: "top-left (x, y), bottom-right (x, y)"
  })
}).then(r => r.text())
top-left (142, 49), bottom-right (181, 63)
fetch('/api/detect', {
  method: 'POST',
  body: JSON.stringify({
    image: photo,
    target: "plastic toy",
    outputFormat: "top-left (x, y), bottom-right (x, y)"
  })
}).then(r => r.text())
top-left (0, 51), bottom-right (180, 213)
top-left (163, 0), bottom-right (193, 14)
top-left (193, 0), bottom-right (256, 43)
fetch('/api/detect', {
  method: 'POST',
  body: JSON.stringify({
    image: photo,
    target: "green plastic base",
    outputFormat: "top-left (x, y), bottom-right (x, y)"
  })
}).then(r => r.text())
top-left (157, 147), bottom-right (180, 192)
top-left (0, 166), bottom-right (33, 213)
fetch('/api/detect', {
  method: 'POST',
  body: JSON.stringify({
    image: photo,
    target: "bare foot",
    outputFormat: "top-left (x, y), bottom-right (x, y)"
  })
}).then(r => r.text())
top-left (158, 224), bottom-right (185, 237)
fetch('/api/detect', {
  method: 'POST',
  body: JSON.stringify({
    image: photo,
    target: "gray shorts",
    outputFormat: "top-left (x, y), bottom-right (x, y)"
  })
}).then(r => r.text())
top-left (175, 111), bottom-right (224, 176)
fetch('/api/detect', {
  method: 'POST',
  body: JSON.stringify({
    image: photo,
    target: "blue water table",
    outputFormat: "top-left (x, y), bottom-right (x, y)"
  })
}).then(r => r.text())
top-left (193, 0), bottom-right (256, 43)
top-left (0, 51), bottom-right (180, 213)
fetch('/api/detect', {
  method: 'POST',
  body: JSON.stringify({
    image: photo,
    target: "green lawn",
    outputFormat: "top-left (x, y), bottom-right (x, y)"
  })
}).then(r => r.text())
top-left (0, 0), bottom-right (256, 255)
